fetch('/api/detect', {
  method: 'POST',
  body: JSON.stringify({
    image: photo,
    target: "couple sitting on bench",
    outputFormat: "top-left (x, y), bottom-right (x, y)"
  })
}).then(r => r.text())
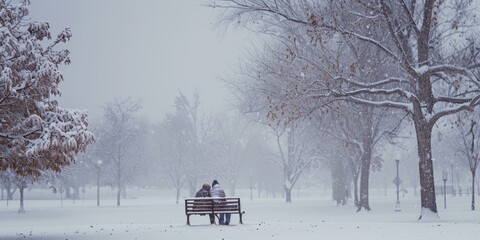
top-left (195, 180), bottom-right (231, 225)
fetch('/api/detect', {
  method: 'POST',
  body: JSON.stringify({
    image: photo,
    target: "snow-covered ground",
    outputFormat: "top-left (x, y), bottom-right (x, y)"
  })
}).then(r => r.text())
top-left (1, 188), bottom-right (479, 240)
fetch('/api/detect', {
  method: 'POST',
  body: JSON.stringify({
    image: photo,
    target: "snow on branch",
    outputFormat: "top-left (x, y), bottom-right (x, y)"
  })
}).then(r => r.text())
top-left (331, 87), bottom-right (414, 109)
top-left (414, 64), bottom-right (471, 77)
top-left (334, 76), bottom-right (410, 88)
top-left (435, 96), bottom-right (476, 104)
top-left (429, 94), bottom-right (480, 124)
top-left (336, 28), bottom-right (400, 62)
top-left (0, 1), bottom-right (94, 177)
top-left (349, 97), bottom-right (413, 113)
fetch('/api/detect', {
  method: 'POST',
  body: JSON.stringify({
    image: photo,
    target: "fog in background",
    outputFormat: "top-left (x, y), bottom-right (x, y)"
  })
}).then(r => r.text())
top-left (2, 0), bottom-right (476, 210)
top-left (29, 0), bottom-right (247, 121)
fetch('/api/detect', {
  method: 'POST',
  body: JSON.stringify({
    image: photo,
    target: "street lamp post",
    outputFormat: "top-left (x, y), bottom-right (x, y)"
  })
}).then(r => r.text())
top-left (394, 159), bottom-right (401, 212)
top-left (96, 160), bottom-right (102, 207)
top-left (72, 176), bottom-right (77, 204)
top-left (451, 163), bottom-right (454, 196)
top-left (59, 186), bottom-right (64, 207)
top-left (443, 170), bottom-right (448, 209)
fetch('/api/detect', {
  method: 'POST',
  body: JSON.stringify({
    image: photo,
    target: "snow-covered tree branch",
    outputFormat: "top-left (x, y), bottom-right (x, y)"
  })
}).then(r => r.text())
top-left (0, 1), bottom-right (94, 178)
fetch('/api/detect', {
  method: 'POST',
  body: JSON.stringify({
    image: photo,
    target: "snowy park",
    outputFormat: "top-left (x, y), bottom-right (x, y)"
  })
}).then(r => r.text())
top-left (2, 0), bottom-right (480, 240)
top-left (1, 188), bottom-right (480, 240)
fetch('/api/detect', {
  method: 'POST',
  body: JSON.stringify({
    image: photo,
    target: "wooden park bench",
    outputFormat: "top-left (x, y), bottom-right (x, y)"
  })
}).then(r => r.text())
top-left (184, 197), bottom-right (244, 225)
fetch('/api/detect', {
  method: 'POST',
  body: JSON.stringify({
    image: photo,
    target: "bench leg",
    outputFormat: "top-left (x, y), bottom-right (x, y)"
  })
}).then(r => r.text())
top-left (187, 215), bottom-right (190, 226)
top-left (239, 213), bottom-right (243, 224)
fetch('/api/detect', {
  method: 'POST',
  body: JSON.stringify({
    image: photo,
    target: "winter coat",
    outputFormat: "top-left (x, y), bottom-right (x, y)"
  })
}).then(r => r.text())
top-left (195, 187), bottom-right (211, 198)
top-left (210, 184), bottom-right (226, 198)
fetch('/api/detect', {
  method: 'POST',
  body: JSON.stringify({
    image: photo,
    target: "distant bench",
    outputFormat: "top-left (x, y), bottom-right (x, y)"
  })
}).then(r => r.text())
top-left (184, 197), bottom-right (244, 225)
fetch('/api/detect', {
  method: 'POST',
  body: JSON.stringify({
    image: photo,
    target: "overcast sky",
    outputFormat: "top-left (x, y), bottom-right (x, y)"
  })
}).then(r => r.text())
top-left (28, 0), bottom-right (248, 122)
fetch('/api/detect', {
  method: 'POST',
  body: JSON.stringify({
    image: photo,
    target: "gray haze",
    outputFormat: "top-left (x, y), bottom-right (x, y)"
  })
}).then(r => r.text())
top-left (28, 0), bottom-right (247, 121)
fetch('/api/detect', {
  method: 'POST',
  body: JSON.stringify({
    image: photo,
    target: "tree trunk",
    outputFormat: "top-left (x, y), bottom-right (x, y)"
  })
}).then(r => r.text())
top-left (18, 186), bottom-right (25, 214)
top-left (117, 181), bottom-right (122, 206)
top-left (457, 172), bottom-right (462, 197)
top-left (414, 119), bottom-right (438, 219)
top-left (284, 126), bottom-right (295, 204)
top-left (176, 187), bottom-right (180, 204)
top-left (352, 174), bottom-right (359, 207)
top-left (285, 187), bottom-right (292, 203)
top-left (5, 180), bottom-right (15, 200)
top-left (357, 110), bottom-right (373, 212)
top-left (332, 160), bottom-right (347, 205)
top-left (471, 171), bottom-right (476, 211)
top-left (357, 166), bottom-right (371, 211)
top-left (357, 147), bottom-right (372, 212)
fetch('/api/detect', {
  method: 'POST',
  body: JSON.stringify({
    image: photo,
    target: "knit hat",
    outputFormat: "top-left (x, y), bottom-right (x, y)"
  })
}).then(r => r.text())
top-left (212, 180), bottom-right (219, 187)
top-left (202, 183), bottom-right (211, 190)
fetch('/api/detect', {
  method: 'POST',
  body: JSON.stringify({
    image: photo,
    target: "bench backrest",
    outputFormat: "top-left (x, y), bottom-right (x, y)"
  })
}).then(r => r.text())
top-left (185, 197), bottom-right (241, 215)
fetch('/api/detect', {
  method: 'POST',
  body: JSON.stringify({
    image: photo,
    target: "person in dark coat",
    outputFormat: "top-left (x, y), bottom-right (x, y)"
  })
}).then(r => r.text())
top-left (210, 180), bottom-right (231, 225)
top-left (195, 183), bottom-right (215, 224)
top-left (195, 183), bottom-right (211, 198)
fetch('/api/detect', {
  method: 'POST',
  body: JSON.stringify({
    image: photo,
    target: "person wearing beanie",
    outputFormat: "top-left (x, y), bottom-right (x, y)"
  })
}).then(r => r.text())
top-left (212, 180), bottom-right (219, 187)
top-left (195, 183), bottom-right (215, 224)
top-left (210, 180), bottom-right (231, 225)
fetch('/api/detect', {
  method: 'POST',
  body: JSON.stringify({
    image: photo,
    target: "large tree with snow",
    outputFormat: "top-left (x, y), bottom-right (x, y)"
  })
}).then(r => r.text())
top-left (0, 0), bottom-right (94, 177)
top-left (210, 0), bottom-right (480, 219)
top-left (226, 30), bottom-right (396, 210)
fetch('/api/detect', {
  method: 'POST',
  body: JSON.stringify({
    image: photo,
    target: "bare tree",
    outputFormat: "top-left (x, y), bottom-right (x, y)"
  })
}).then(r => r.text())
top-left (208, 114), bottom-right (254, 196)
top-left (96, 98), bottom-right (143, 206)
top-left (335, 104), bottom-right (397, 211)
top-left (157, 112), bottom-right (192, 203)
top-left (155, 92), bottom-right (216, 202)
top-left (0, 169), bottom-right (16, 201)
top-left (452, 109), bottom-right (480, 210)
top-left (210, 0), bottom-right (480, 219)
top-left (225, 18), bottom-right (402, 210)
top-left (172, 92), bottom-right (204, 197)
top-left (267, 120), bottom-right (319, 203)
